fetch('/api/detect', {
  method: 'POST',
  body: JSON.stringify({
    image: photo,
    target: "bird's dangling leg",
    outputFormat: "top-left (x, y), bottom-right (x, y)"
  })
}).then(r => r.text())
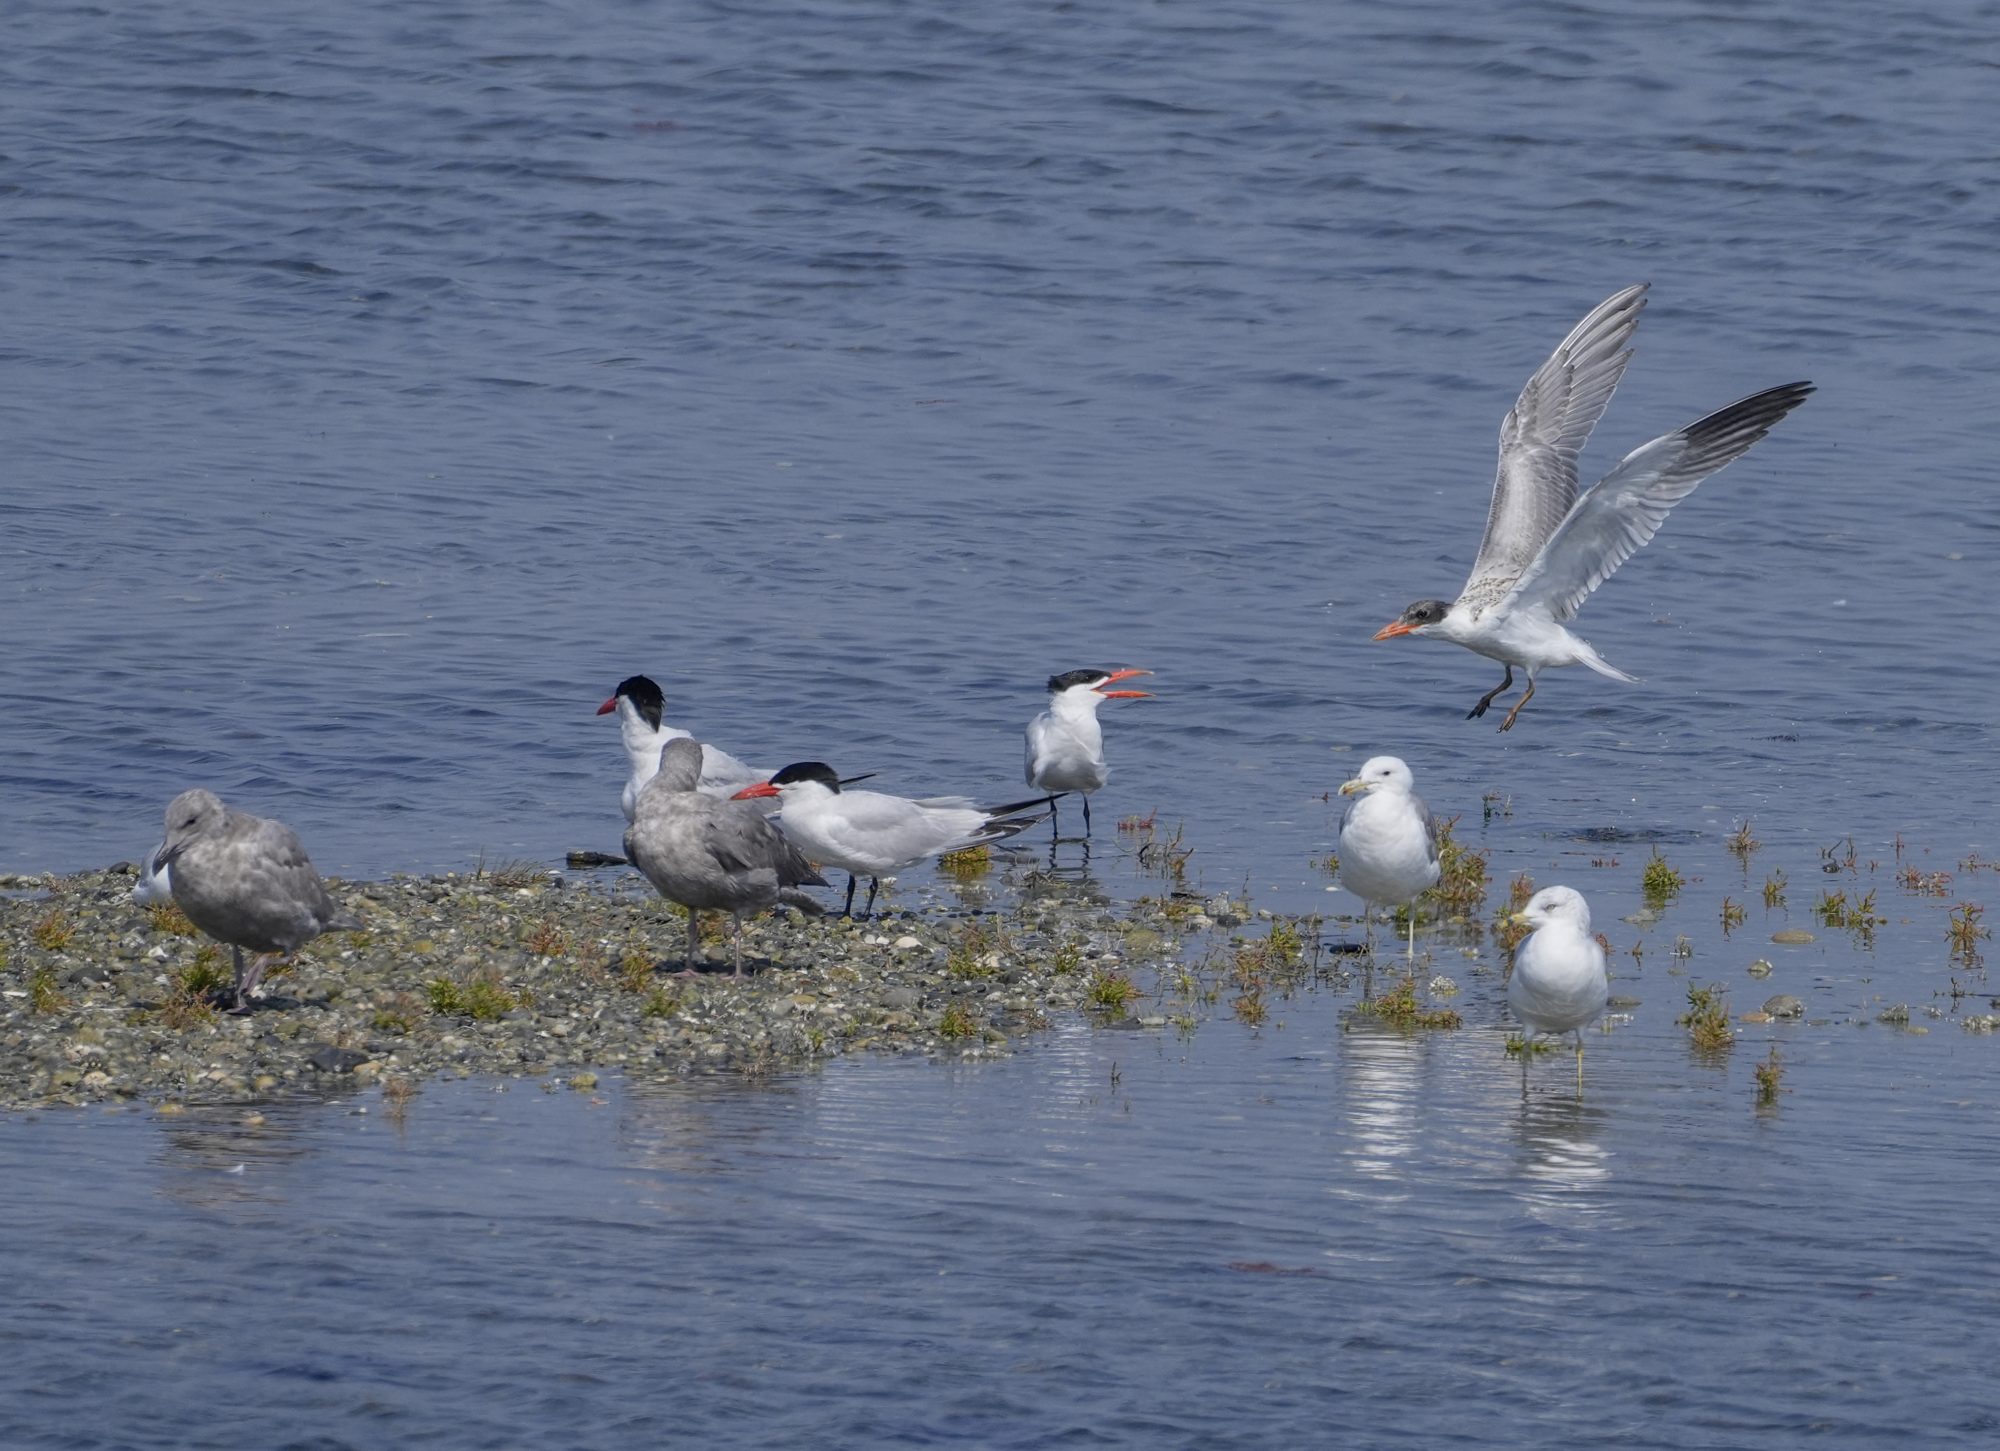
top-left (1467, 666), bottom-right (1515, 720)
top-left (861, 877), bottom-right (881, 920)
top-left (1498, 676), bottom-right (1538, 732)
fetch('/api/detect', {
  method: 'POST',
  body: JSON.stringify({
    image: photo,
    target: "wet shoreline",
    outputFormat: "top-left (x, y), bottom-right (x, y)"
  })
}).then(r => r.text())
top-left (0, 862), bottom-right (1182, 1111)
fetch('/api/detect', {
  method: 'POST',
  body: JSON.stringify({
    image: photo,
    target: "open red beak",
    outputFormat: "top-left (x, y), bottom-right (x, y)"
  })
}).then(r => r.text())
top-left (595, 697), bottom-right (618, 715)
top-left (730, 782), bottom-right (780, 801)
top-left (1372, 620), bottom-right (1417, 641)
top-left (1096, 668), bottom-right (1153, 698)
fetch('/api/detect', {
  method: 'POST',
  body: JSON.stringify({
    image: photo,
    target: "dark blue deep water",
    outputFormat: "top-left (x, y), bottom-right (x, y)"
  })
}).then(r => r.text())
top-left (3, 1), bottom-right (1997, 1445)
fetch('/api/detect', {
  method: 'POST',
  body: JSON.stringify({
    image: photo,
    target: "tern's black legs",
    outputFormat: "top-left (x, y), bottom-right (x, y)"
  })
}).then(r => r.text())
top-left (1467, 666), bottom-right (1515, 720)
top-left (1498, 677), bottom-right (1538, 732)
top-left (1083, 796), bottom-right (1092, 834)
top-left (861, 877), bottom-right (881, 919)
top-left (842, 874), bottom-right (859, 918)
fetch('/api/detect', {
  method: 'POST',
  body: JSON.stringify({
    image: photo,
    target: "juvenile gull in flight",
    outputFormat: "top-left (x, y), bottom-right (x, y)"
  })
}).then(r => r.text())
top-left (1372, 284), bottom-right (1814, 729)
top-left (155, 789), bottom-right (363, 1012)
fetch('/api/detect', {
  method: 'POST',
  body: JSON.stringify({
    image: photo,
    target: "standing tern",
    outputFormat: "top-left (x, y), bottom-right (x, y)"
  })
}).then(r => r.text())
top-left (1371, 284), bottom-right (1814, 729)
top-left (1024, 668), bottom-right (1152, 835)
top-left (625, 739), bottom-right (827, 976)
top-left (598, 674), bottom-right (766, 820)
top-left (1507, 885), bottom-right (1610, 1091)
top-left (154, 789), bottom-right (363, 1012)
top-left (733, 764), bottom-right (1057, 919)
top-left (1336, 756), bottom-right (1442, 959)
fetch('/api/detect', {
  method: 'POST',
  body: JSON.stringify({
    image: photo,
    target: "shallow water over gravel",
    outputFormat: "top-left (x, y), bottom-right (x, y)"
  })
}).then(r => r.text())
top-left (4, 0), bottom-right (1999, 1443)
top-left (4, 968), bottom-right (1997, 1450)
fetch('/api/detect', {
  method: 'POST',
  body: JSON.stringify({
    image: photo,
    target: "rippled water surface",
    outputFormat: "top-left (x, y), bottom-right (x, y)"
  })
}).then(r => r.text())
top-left (4, 0), bottom-right (1998, 1444)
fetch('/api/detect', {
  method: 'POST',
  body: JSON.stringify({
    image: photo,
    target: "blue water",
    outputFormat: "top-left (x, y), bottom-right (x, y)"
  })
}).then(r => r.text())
top-left (4, 0), bottom-right (1998, 1444)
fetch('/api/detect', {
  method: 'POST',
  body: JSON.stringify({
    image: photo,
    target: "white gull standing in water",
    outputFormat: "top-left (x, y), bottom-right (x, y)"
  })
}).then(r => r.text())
top-left (1508, 885), bottom-right (1610, 1091)
top-left (1336, 756), bottom-right (1442, 959)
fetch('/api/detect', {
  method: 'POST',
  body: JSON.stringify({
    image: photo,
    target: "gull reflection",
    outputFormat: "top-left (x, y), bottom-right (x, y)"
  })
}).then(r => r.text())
top-left (1337, 1026), bottom-right (1427, 1184)
top-left (1511, 1092), bottom-right (1613, 1225)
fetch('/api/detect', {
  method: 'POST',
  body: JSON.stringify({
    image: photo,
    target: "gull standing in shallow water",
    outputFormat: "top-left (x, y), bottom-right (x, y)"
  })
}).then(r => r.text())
top-left (1024, 668), bottom-right (1152, 836)
top-left (624, 739), bottom-right (827, 976)
top-left (155, 789), bottom-right (363, 1013)
top-left (1508, 885), bottom-right (1610, 1091)
top-left (1336, 756), bottom-right (1442, 959)
top-left (1371, 283), bottom-right (1814, 730)
top-left (733, 764), bottom-right (1056, 919)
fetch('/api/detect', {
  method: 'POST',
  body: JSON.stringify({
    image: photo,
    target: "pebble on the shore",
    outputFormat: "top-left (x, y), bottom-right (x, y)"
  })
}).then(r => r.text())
top-left (0, 866), bottom-right (1166, 1110)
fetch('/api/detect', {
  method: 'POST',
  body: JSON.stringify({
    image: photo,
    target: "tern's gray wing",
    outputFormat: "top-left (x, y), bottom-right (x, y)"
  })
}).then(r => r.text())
top-left (1459, 285), bottom-right (1648, 613)
top-left (697, 743), bottom-right (765, 796)
top-left (1501, 381), bottom-right (1814, 623)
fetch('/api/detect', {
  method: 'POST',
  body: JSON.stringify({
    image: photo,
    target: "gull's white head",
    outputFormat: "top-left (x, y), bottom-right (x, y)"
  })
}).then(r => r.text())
top-left (1514, 884), bottom-right (1592, 934)
top-left (1338, 755), bottom-right (1416, 797)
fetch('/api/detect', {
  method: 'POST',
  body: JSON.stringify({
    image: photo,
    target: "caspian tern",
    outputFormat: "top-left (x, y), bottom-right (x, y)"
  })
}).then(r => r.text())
top-left (733, 763), bottom-right (1056, 918)
top-left (625, 739), bottom-right (827, 976)
top-left (154, 789), bottom-right (363, 1012)
top-left (1024, 668), bottom-right (1152, 835)
top-left (1507, 885), bottom-right (1610, 1090)
top-left (1371, 284), bottom-right (1814, 729)
top-left (1336, 756), bottom-right (1442, 959)
top-left (597, 674), bottom-right (766, 820)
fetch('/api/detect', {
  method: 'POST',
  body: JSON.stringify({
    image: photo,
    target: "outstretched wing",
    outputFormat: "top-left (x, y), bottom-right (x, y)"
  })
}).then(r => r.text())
top-left (1501, 381), bottom-right (1814, 623)
top-left (1459, 285), bottom-right (1649, 612)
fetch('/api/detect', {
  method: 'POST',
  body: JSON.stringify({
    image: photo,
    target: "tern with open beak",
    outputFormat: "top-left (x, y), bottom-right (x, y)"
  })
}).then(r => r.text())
top-left (1371, 284), bottom-right (1813, 730)
top-left (1336, 756), bottom-right (1442, 960)
top-left (1024, 668), bottom-right (1152, 836)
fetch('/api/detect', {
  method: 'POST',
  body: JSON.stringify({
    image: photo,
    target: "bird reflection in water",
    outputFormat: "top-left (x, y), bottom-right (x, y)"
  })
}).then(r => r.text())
top-left (1512, 1093), bottom-right (1613, 1226)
